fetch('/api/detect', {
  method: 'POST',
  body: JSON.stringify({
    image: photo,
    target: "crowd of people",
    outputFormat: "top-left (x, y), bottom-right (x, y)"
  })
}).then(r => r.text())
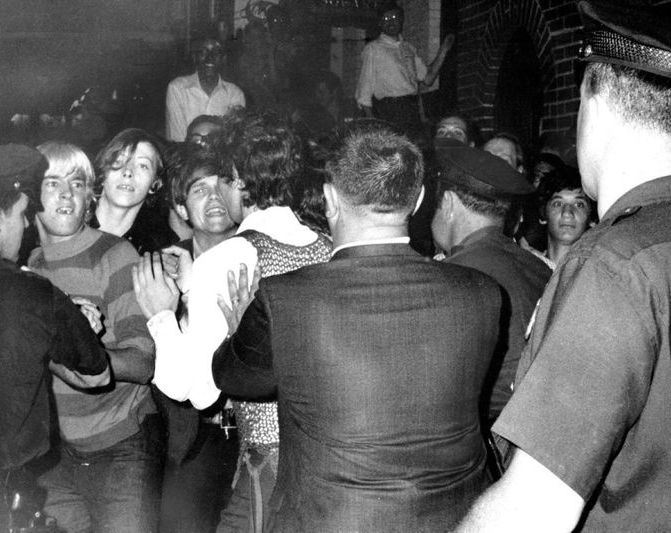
top-left (2, 0), bottom-right (671, 532)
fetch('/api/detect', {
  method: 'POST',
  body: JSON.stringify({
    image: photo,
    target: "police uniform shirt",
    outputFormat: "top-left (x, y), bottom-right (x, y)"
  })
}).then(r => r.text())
top-left (493, 175), bottom-right (671, 531)
top-left (0, 259), bottom-right (108, 470)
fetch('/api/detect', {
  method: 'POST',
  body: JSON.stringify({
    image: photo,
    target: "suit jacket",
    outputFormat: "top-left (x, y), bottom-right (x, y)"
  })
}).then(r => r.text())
top-left (213, 243), bottom-right (502, 532)
top-left (445, 227), bottom-right (551, 423)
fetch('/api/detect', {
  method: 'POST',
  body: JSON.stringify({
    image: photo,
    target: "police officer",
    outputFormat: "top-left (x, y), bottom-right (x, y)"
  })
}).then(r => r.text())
top-left (0, 144), bottom-right (109, 531)
top-left (457, 2), bottom-right (671, 530)
top-left (431, 146), bottom-right (551, 425)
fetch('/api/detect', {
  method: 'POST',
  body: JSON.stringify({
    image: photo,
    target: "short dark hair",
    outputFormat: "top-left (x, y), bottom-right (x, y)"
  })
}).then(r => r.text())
top-left (377, 2), bottom-right (403, 19)
top-left (327, 128), bottom-right (423, 213)
top-left (441, 182), bottom-right (512, 221)
top-left (170, 146), bottom-right (234, 207)
top-left (291, 166), bottom-right (330, 236)
top-left (94, 128), bottom-right (166, 204)
top-left (583, 62), bottom-right (671, 134)
top-left (222, 112), bottom-right (300, 210)
top-left (537, 165), bottom-right (595, 221)
top-left (0, 187), bottom-right (22, 214)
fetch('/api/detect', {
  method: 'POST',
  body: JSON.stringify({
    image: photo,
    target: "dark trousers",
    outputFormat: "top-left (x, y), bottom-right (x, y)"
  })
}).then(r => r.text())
top-left (372, 94), bottom-right (422, 131)
top-left (159, 424), bottom-right (238, 533)
top-left (37, 416), bottom-right (164, 533)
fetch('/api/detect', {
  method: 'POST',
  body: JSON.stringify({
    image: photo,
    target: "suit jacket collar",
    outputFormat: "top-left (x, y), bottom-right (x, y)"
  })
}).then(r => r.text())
top-left (331, 242), bottom-right (418, 261)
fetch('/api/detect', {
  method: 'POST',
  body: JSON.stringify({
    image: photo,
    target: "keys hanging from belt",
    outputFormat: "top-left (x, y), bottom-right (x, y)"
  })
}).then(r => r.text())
top-left (205, 407), bottom-right (237, 439)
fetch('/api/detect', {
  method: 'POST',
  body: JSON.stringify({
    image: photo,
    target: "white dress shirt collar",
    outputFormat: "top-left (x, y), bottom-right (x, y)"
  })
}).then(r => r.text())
top-left (331, 236), bottom-right (410, 257)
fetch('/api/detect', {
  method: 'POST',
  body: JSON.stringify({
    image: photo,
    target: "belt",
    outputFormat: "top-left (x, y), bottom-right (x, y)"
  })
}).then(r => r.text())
top-left (201, 408), bottom-right (237, 439)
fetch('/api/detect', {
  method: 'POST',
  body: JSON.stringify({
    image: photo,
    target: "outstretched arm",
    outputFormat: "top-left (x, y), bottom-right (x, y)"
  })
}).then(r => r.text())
top-left (455, 448), bottom-right (584, 533)
top-left (421, 33), bottom-right (455, 88)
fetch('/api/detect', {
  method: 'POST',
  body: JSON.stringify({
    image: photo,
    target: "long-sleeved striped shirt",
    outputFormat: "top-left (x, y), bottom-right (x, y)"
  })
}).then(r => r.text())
top-left (29, 225), bottom-right (156, 452)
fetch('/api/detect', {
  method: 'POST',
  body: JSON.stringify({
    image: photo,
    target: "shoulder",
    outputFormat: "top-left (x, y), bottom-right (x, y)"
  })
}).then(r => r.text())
top-left (222, 79), bottom-right (244, 96)
top-left (568, 204), bottom-right (671, 283)
top-left (0, 262), bottom-right (54, 300)
top-left (363, 38), bottom-right (382, 54)
top-left (167, 74), bottom-right (192, 90)
top-left (433, 258), bottom-right (501, 293)
top-left (450, 238), bottom-right (551, 284)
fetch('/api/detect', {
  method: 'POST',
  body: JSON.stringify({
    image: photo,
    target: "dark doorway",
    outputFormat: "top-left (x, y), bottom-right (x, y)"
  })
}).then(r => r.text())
top-left (494, 28), bottom-right (542, 162)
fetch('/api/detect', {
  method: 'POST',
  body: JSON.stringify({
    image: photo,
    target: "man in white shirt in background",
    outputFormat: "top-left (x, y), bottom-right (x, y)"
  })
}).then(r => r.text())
top-left (355, 2), bottom-right (454, 130)
top-left (165, 36), bottom-right (245, 142)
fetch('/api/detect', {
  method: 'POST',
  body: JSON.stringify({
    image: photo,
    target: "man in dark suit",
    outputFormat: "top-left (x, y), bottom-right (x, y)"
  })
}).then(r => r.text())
top-left (214, 128), bottom-right (502, 532)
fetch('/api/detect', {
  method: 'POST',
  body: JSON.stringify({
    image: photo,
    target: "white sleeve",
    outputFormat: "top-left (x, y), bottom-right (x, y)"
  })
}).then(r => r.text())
top-left (184, 237), bottom-right (259, 409)
top-left (165, 81), bottom-right (187, 142)
top-left (148, 310), bottom-right (194, 402)
top-left (233, 85), bottom-right (246, 108)
top-left (355, 44), bottom-right (375, 108)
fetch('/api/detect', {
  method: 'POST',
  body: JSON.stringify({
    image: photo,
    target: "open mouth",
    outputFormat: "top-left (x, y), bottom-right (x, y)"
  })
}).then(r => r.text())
top-left (205, 206), bottom-right (227, 217)
top-left (56, 206), bottom-right (74, 215)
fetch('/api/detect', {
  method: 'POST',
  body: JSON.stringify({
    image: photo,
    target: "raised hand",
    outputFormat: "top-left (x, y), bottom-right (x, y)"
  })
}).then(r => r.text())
top-left (132, 252), bottom-right (180, 319)
top-left (160, 245), bottom-right (194, 293)
top-left (217, 263), bottom-right (261, 334)
top-left (71, 296), bottom-right (104, 334)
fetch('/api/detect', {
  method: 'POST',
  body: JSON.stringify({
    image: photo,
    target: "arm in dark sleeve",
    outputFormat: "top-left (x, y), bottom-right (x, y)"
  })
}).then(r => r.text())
top-left (211, 290), bottom-right (276, 399)
top-left (50, 287), bottom-right (109, 375)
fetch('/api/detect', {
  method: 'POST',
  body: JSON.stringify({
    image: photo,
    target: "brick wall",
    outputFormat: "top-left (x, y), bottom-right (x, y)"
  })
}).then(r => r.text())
top-left (456, 0), bottom-right (582, 140)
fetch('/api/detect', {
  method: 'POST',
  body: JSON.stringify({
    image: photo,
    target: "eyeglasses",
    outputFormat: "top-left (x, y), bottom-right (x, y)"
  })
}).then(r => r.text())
top-left (381, 12), bottom-right (401, 22)
top-left (188, 133), bottom-right (213, 146)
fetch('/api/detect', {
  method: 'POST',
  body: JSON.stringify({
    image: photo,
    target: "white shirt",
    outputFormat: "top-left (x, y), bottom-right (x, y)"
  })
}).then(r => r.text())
top-left (165, 73), bottom-right (245, 141)
top-left (149, 206), bottom-right (317, 409)
top-left (355, 34), bottom-right (428, 108)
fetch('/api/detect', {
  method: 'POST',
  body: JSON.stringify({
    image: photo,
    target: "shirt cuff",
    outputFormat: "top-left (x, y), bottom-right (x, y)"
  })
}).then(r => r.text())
top-left (147, 309), bottom-right (179, 334)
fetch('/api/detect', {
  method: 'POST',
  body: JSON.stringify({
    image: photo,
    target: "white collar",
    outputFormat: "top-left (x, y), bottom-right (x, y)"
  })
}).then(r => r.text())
top-left (379, 33), bottom-right (404, 46)
top-left (331, 236), bottom-right (409, 257)
top-left (236, 206), bottom-right (316, 246)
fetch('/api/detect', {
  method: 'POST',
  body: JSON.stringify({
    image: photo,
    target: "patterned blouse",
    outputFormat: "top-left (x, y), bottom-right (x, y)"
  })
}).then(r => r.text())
top-left (233, 229), bottom-right (331, 454)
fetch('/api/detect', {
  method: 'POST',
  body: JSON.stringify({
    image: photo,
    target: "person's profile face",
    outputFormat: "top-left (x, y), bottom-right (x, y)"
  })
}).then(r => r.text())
top-left (545, 188), bottom-right (591, 246)
top-left (379, 9), bottom-right (403, 37)
top-left (0, 192), bottom-right (29, 262)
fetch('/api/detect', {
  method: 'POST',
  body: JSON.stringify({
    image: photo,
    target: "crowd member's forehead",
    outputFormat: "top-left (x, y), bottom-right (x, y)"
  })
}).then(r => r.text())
top-left (194, 38), bottom-right (222, 52)
top-left (549, 188), bottom-right (589, 202)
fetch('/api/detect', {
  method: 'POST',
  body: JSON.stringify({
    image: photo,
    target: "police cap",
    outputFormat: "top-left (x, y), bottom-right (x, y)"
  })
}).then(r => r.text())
top-left (578, 1), bottom-right (671, 79)
top-left (0, 144), bottom-right (47, 193)
top-left (435, 145), bottom-right (534, 200)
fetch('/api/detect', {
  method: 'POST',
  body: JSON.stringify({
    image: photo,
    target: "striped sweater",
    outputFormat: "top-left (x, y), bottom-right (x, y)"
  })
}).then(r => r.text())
top-left (28, 225), bottom-right (156, 452)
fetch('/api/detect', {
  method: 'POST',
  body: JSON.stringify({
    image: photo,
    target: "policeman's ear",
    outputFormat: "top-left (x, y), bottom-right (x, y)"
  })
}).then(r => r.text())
top-left (323, 182), bottom-right (339, 220)
top-left (439, 190), bottom-right (455, 221)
